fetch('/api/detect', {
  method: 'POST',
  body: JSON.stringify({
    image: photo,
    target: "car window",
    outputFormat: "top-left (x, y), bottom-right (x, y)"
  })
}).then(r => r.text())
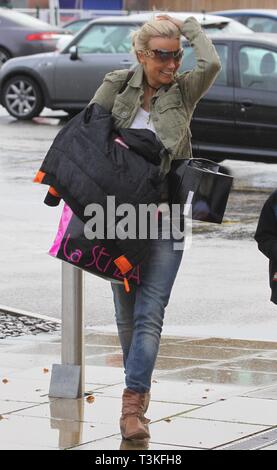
top-left (247, 16), bottom-right (277, 33)
top-left (64, 20), bottom-right (89, 34)
top-left (230, 15), bottom-right (245, 23)
top-left (76, 24), bottom-right (134, 53)
top-left (179, 44), bottom-right (228, 86)
top-left (239, 46), bottom-right (277, 91)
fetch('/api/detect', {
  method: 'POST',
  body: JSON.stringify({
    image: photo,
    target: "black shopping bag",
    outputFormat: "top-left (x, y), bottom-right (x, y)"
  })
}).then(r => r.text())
top-left (169, 158), bottom-right (233, 224)
top-left (49, 204), bottom-right (141, 288)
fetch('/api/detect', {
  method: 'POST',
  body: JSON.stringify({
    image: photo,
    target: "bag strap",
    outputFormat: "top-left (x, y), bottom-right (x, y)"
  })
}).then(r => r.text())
top-left (187, 158), bottom-right (220, 173)
top-left (118, 70), bottom-right (135, 95)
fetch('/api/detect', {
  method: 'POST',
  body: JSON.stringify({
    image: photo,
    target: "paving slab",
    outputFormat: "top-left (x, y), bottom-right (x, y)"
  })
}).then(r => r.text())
top-left (183, 396), bottom-right (277, 426)
top-left (243, 384), bottom-right (277, 400)
top-left (157, 366), bottom-right (277, 388)
top-left (15, 395), bottom-right (196, 425)
top-left (261, 443), bottom-right (277, 450)
top-left (71, 436), bottom-right (197, 450)
top-left (149, 416), bottom-right (267, 449)
top-left (0, 414), bottom-right (119, 450)
top-left (158, 343), bottom-right (260, 361)
top-left (186, 338), bottom-right (277, 350)
top-left (0, 400), bottom-right (42, 415)
top-left (0, 378), bottom-right (51, 403)
top-left (95, 380), bottom-right (256, 406)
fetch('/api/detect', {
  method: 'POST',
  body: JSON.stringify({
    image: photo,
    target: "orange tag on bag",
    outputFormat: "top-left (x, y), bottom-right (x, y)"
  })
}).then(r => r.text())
top-left (114, 256), bottom-right (132, 275)
top-left (33, 170), bottom-right (46, 183)
top-left (124, 278), bottom-right (130, 293)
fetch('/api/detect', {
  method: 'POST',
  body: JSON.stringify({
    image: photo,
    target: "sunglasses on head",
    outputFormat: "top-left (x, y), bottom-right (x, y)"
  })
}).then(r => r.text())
top-left (144, 48), bottom-right (184, 62)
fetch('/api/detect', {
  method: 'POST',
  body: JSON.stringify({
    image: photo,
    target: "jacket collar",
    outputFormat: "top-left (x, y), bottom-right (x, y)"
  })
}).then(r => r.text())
top-left (128, 63), bottom-right (174, 95)
top-left (128, 64), bottom-right (144, 88)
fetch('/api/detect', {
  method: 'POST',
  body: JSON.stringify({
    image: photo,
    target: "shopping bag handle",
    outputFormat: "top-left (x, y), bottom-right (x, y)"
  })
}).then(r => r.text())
top-left (187, 158), bottom-right (220, 174)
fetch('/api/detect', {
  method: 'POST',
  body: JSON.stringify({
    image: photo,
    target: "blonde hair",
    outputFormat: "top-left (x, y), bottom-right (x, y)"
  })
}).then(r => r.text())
top-left (131, 19), bottom-right (181, 54)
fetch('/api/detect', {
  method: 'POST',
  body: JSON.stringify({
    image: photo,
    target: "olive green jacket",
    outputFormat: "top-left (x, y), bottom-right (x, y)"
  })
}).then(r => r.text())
top-left (90, 16), bottom-right (221, 174)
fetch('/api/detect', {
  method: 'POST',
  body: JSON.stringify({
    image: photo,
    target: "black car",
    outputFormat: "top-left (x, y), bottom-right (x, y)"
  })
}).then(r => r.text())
top-left (184, 33), bottom-right (277, 163)
top-left (0, 14), bottom-right (277, 164)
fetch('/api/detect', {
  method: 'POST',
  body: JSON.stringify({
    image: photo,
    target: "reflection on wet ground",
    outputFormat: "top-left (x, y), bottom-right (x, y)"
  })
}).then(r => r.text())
top-left (4, 331), bottom-right (277, 388)
top-left (2, 331), bottom-right (277, 449)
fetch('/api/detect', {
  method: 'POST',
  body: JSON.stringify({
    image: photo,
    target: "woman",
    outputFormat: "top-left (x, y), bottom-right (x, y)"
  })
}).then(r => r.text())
top-left (90, 13), bottom-right (221, 440)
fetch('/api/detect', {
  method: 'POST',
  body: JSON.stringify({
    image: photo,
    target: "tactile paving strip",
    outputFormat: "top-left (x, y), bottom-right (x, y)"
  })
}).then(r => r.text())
top-left (215, 427), bottom-right (277, 450)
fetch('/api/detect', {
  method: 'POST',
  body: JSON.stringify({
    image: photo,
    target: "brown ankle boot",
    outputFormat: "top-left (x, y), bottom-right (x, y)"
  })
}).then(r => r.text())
top-left (141, 391), bottom-right (151, 424)
top-left (120, 388), bottom-right (150, 440)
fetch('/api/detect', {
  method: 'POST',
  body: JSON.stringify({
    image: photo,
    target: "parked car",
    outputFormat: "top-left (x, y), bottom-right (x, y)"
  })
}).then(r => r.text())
top-left (2, 14), bottom-right (276, 164)
top-left (0, 7), bottom-right (69, 67)
top-left (181, 33), bottom-right (277, 163)
top-left (212, 9), bottom-right (277, 33)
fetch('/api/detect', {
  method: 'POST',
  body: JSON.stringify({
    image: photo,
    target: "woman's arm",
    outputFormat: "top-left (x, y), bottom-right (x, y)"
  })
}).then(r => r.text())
top-left (157, 15), bottom-right (221, 107)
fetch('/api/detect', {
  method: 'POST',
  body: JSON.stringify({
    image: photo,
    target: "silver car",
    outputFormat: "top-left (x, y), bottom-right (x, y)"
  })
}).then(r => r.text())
top-left (0, 8), bottom-right (68, 67)
top-left (0, 11), bottom-right (252, 120)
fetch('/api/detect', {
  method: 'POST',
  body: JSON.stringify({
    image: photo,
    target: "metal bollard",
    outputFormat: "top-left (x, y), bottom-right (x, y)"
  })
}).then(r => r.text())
top-left (49, 263), bottom-right (84, 399)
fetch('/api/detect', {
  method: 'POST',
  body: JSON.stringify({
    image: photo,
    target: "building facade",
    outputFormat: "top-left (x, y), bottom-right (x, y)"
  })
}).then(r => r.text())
top-left (125, 0), bottom-right (277, 11)
top-left (9, 0), bottom-right (277, 11)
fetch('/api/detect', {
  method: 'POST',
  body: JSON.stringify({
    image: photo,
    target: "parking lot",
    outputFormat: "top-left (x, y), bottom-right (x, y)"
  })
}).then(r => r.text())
top-left (0, 105), bottom-right (277, 339)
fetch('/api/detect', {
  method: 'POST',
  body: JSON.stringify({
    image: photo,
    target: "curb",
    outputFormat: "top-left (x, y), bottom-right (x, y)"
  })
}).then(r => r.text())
top-left (0, 304), bottom-right (61, 324)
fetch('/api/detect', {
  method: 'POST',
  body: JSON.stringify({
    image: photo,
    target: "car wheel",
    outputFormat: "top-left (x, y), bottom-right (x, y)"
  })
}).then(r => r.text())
top-left (0, 47), bottom-right (11, 68)
top-left (2, 75), bottom-right (44, 120)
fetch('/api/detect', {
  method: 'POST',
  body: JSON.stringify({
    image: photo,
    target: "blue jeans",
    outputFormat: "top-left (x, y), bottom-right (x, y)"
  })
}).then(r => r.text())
top-left (111, 224), bottom-right (184, 393)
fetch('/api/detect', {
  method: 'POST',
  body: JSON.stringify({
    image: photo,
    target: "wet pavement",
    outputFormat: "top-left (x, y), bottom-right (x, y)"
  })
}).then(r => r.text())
top-left (1, 107), bottom-right (277, 450)
top-left (1, 107), bottom-right (277, 339)
top-left (1, 330), bottom-right (277, 450)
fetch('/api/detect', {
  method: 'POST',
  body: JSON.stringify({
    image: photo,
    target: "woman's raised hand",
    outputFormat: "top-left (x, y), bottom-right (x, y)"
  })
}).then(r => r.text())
top-left (155, 14), bottom-right (183, 31)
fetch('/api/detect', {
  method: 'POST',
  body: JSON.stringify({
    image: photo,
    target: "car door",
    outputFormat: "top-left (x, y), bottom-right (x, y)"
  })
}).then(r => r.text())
top-left (180, 41), bottom-right (235, 160)
top-left (233, 41), bottom-right (277, 162)
top-left (53, 22), bottom-right (137, 108)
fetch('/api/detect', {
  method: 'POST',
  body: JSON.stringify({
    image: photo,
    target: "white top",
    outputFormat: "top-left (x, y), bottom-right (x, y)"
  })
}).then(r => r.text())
top-left (130, 107), bottom-right (156, 134)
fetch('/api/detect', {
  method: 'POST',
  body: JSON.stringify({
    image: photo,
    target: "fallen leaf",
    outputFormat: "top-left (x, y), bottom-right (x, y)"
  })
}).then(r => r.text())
top-left (164, 418), bottom-right (171, 423)
top-left (43, 368), bottom-right (49, 374)
top-left (152, 380), bottom-right (158, 383)
top-left (0, 415), bottom-right (4, 420)
top-left (2, 379), bottom-right (8, 384)
top-left (202, 396), bottom-right (208, 399)
top-left (86, 395), bottom-right (95, 404)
